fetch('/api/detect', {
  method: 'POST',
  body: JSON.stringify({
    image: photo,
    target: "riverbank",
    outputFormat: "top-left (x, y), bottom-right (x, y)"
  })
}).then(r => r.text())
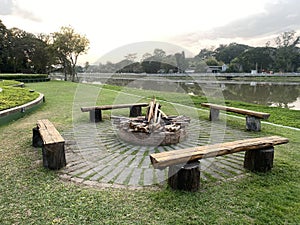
top-left (100, 83), bottom-right (300, 128)
top-left (0, 81), bottom-right (299, 224)
top-left (51, 73), bottom-right (300, 111)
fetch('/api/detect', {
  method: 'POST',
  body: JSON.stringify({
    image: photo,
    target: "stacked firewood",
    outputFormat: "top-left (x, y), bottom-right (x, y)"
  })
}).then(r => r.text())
top-left (112, 97), bottom-right (190, 134)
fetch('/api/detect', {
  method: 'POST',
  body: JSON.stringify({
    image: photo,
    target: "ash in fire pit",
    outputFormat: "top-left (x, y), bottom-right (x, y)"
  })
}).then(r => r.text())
top-left (112, 98), bottom-right (190, 146)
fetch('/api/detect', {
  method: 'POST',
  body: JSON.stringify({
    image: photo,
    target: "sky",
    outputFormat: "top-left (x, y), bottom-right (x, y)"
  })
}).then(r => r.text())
top-left (1, 0), bottom-right (300, 65)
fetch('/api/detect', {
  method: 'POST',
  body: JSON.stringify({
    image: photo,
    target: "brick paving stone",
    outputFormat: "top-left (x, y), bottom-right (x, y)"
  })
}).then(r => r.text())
top-left (221, 158), bottom-right (244, 170)
top-left (117, 154), bottom-right (136, 167)
top-left (61, 117), bottom-right (256, 188)
top-left (89, 165), bottom-right (115, 181)
top-left (100, 166), bottom-right (125, 183)
top-left (77, 166), bottom-right (99, 179)
top-left (127, 155), bottom-right (141, 168)
top-left (216, 161), bottom-right (243, 175)
top-left (155, 169), bottom-right (167, 185)
top-left (68, 164), bottom-right (95, 176)
top-left (128, 168), bottom-right (142, 186)
top-left (114, 167), bottom-right (133, 185)
top-left (143, 168), bottom-right (155, 186)
top-left (64, 161), bottom-right (88, 173)
top-left (140, 156), bottom-right (151, 169)
top-left (84, 164), bottom-right (107, 181)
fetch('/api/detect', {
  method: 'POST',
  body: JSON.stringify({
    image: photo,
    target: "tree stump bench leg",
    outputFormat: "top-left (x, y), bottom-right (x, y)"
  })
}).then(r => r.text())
top-left (129, 106), bottom-right (142, 117)
top-left (42, 143), bottom-right (66, 170)
top-left (244, 147), bottom-right (274, 172)
top-left (89, 109), bottom-right (102, 122)
top-left (246, 116), bottom-right (261, 131)
top-left (168, 162), bottom-right (200, 192)
top-left (209, 108), bottom-right (220, 121)
top-left (32, 127), bottom-right (43, 147)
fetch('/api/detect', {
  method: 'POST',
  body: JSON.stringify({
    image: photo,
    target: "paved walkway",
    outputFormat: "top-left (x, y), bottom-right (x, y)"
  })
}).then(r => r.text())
top-left (59, 118), bottom-right (256, 189)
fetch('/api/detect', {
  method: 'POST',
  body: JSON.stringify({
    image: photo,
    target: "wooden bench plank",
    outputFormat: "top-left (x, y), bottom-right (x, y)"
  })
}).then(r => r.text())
top-left (81, 103), bottom-right (148, 112)
top-left (37, 119), bottom-right (64, 145)
top-left (150, 136), bottom-right (288, 169)
top-left (34, 119), bottom-right (66, 170)
top-left (201, 103), bottom-right (270, 119)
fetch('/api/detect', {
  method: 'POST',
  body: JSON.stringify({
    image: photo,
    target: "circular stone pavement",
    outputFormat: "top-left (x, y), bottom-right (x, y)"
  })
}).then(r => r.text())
top-left (60, 118), bottom-right (256, 189)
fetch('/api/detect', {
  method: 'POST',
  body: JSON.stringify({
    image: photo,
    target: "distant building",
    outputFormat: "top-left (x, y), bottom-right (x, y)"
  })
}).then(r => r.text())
top-left (185, 69), bottom-right (195, 73)
top-left (206, 64), bottom-right (227, 73)
top-left (251, 70), bottom-right (258, 75)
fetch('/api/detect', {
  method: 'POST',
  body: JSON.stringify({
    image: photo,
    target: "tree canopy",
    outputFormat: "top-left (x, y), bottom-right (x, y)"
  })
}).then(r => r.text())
top-left (0, 20), bottom-right (53, 74)
top-left (51, 26), bottom-right (90, 81)
top-left (0, 20), bottom-right (89, 79)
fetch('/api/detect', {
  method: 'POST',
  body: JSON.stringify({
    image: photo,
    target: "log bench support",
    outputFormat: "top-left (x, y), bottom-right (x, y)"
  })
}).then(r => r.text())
top-left (81, 103), bottom-right (148, 123)
top-left (244, 147), bottom-right (274, 172)
top-left (209, 108), bottom-right (220, 121)
top-left (32, 119), bottom-right (66, 170)
top-left (246, 116), bottom-right (261, 132)
top-left (168, 162), bottom-right (200, 192)
top-left (150, 136), bottom-right (288, 191)
top-left (89, 109), bottom-right (102, 123)
top-left (129, 105), bottom-right (142, 117)
top-left (202, 103), bottom-right (270, 132)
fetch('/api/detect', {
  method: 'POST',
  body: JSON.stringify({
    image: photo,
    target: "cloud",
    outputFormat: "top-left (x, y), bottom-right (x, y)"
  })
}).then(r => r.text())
top-left (0, 0), bottom-right (41, 22)
top-left (0, 0), bottom-right (14, 15)
top-left (14, 5), bottom-right (41, 22)
top-left (173, 0), bottom-right (300, 47)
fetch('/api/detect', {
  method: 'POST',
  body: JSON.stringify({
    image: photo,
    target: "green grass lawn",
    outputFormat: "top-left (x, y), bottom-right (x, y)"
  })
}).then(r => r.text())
top-left (0, 80), bottom-right (299, 224)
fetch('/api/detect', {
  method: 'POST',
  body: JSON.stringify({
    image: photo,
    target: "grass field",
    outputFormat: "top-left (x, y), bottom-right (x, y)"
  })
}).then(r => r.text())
top-left (0, 80), bottom-right (299, 224)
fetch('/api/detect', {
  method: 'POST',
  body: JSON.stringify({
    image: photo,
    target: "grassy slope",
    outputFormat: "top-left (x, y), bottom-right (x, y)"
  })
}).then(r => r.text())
top-left (0, 81), bottom-right (299, 224)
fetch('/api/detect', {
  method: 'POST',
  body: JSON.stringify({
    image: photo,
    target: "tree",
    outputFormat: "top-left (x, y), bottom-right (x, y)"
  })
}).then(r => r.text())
top-left (196, 47), bottom-right (215, 60)
top-left (51, 26), bottom-right (89, 81)
top-left (274, 30), bottom-right (300, 72)
top-left (141, 60), bottom-right (161, 73)
top-left (275, 31), bottom-right (299, 48)
top-left (174, 51), bottom-right (187, 73)
top-left (205, 57), bottom-right (220, 66)
top-left (234, 47), bottom-right (276, 73)
top-left (124, 53), bottom-right (137, 62)
top-left (7, 28), bottom-right (51, 73)
top-left (84, 61), bottom-right (89, 72)
top-left (0, 20), bottom-right (12, 72)
top-left (141, 52), bottom-right (152, 61)
top-left (153, 48), bottom-right (166, 59)
top-left (215, 43), bottom-right (250, 64)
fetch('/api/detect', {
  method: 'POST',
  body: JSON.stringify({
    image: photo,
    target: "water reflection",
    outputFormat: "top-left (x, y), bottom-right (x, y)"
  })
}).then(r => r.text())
top-left (185, 83), bottom-right (300, 110)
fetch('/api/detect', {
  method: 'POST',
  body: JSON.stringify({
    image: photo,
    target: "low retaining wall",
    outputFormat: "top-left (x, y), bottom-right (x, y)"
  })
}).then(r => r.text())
top-left (0, 93), bottom-right (45, 124)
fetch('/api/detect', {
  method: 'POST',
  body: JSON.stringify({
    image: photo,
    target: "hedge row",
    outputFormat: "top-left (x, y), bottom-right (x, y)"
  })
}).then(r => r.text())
top-left (0, 74), bottom-right (49, 82)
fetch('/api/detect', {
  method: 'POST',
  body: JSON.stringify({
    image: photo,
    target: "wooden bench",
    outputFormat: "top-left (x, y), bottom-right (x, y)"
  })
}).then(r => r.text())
top-left (150, 136), bottom-right (288, 191)
top-left (201, 103), bottom-right (270, 131)
top-left (81, 103), bottom-right (149, 122)
top-left (32, 119), bottom-right (66, 170)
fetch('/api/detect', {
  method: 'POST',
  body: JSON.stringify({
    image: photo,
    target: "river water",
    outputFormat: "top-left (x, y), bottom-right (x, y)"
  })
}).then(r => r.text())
top-left (52, 73), bottom-right (300, 110)
top-left (176, 81), bottom-right (300, 110)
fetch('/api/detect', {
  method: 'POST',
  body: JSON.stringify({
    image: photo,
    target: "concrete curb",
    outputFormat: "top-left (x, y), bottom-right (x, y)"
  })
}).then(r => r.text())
top-left (0, 92), bottom-right (45, 119)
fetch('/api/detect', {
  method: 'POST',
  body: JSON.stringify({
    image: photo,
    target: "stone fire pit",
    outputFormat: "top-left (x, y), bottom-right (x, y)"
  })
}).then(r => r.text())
top-left (112, 98), bottom-right (190, 146)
